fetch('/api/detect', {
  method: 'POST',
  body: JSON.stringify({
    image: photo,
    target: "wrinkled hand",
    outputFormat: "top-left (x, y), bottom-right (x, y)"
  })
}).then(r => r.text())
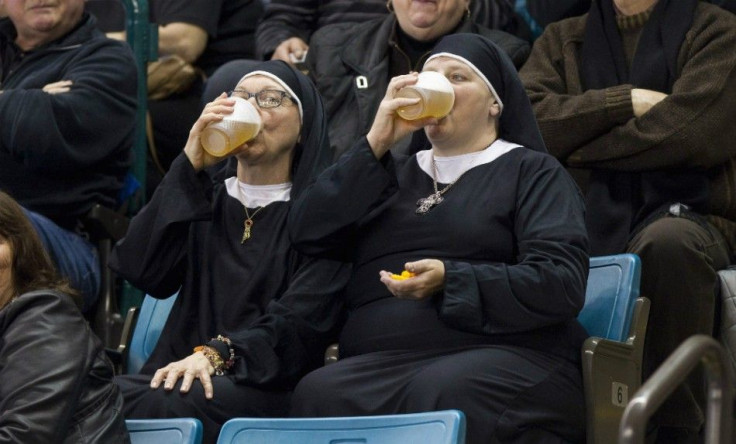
top-left (631, 88), bottom-right (667, 118)
top-left (379, 259), bottom-right (445, 300)
top-left (184, 92), bottom-right (236, 171)
top-left (271, 37), bottom-right (309, 65)
top-left (42, 80), bottom-right (73, 94)
top-left (150, 352), bottom-right (215, 399)
top-left (366, 73), bottom-right (437, 159)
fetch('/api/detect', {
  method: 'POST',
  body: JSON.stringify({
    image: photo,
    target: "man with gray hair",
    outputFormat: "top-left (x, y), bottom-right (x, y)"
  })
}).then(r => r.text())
top-left (0, 0), bottom-right (137, 312)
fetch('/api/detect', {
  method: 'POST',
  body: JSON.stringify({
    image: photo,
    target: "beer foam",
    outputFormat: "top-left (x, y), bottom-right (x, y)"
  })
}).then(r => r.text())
top-left (414, 71), bottom-right (454, 94)
top-left (225, 97), bottom-right (261, 123)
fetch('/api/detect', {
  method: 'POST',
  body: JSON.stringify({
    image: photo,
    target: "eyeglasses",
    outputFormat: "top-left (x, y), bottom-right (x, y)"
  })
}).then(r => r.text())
top-left (228, 89), bottom-right (293, 108)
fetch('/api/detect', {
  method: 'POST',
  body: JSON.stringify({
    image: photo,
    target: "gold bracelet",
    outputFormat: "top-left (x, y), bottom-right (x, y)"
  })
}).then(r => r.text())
top-left (212, 335), bottom-right (235, 371)
top-left (195, 345), bottom-right (226, 376)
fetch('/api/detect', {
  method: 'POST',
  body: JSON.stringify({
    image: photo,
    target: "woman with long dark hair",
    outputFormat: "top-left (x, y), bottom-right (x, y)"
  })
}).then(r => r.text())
top-left (0, 190), bottom-right (129, 443)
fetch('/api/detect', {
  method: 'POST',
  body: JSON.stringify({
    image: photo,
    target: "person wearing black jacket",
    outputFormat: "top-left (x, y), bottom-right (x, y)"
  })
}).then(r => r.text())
top-left (0, 191), bottom-right (129, 443)
top-left (305, 0), bottom-right (530, 161)
top-left (0, 0), bottom-right (137, 312)
top-left (254, 0), bottom-right (525, 63)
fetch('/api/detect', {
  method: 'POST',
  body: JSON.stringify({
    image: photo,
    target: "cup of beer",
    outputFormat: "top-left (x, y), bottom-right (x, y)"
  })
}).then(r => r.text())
top-left (201, 97), bottom-right (262, 157)
top-left (396, 71), bottom-right (455, 120)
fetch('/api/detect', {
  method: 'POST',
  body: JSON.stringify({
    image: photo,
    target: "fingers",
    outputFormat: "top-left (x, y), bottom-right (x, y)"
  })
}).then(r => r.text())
top-left (383, 73), bottom-right (419, 100)
top-left (199, 369), bottom-right (214, 400)
top-left (202, 93), bottom-right (235, 117)
top-left (42, 80), bottom-right (73, 94)
top-left (164, 365), bottom-right (183, 390)
top-left (151, 355), bottom-right (216, 400)
top-left (179, 369), bottom-right (197, 393)
top-left (378, 270), bottom-right (413, 299)
top-left (287, 38), bottom-right (308, 61)
top-left (405, 259), bottom-right (428, 274)
top-left (150, 365), bottom-right (183, 390)
top-left (379, 259), bottom-right (445, 300)
top-left (272, 37), bottom-right (306, 63)
top-left (191, 94), bottom-right (234, 134)
top-left (150, 366), bottom-right (168, 389)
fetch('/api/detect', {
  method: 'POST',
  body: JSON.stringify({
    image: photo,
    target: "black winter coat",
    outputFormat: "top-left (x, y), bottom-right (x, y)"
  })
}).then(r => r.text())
top-left (305, 15), bottom-right (530, 160)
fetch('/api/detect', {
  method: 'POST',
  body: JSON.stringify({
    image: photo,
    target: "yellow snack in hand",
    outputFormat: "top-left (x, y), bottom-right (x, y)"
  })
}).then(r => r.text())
top-left (390, 270), bottom-right (416, 280)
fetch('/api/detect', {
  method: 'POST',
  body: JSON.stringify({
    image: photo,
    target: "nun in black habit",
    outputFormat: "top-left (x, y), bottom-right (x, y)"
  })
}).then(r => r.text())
top-left (288, 34), bottom-right (590, 443)
top-left (110, 61), bottom-right (349, 444)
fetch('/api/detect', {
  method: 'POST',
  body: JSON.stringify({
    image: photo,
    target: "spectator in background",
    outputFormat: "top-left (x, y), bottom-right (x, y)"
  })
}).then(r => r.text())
top-left (519, 0), bottom-right (736, 441)
top-left (145, 0), bottom-right (265, 189)
top-left (513, 0), bottom-right (591, 40)
top-left (0, 0), bottom-right (137, 312)
top-left (0, 190), bottom-right (129, 443)
top-left (255, 0), bottom-right (527, 63)
top-left (710, 0), bottom-right (736, 14)
top-left (305, 0), bottom-right (530, 160)
top-left (255, 0), bottom-right (387, 62)
top-left (205, 0), bottom-right (528, 106)
top-left (88, 0), bottom-right (267, 191)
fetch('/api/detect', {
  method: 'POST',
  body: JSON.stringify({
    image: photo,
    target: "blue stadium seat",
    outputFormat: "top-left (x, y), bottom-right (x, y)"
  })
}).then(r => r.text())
top-left (126, 292), bottom-right (179, 374)
top-left (579, 254), bottom-right (650, 444)
top-left (216, 410), bottom-right (466, 444)
top-left (579, 254), bottom-right (641, 342)
top-left (127, 418), bottom-right (203, 444)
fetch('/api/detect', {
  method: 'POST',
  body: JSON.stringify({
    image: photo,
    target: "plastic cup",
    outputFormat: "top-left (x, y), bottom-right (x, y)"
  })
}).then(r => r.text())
top-left (396, 71), bottom-right (455, 120)
top-left (201, 97), bottom-right (262, 157)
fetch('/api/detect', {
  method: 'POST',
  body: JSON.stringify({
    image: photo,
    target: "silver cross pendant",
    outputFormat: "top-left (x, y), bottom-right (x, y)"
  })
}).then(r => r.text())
top-left (416, 192), bottom-right (443, 215)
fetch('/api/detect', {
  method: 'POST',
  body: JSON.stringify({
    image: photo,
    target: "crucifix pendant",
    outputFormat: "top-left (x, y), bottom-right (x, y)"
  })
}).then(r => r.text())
top-left (416, 192), bottom-right (443, 215)
top-left (241, 219), bottom-right (254, 243)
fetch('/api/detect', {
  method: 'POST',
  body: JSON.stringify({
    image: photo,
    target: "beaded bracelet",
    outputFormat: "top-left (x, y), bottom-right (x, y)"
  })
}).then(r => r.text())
top-left (211, 335), bottom-right (235, 372)
top-left (193, 335), bottom-right (235, 376)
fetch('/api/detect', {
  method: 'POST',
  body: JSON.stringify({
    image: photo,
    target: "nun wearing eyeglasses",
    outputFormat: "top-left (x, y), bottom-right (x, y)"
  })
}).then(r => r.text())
top-left (288, 34), bottom-right (589, 443)
top-left (110, 60), bottom-right (349, 444)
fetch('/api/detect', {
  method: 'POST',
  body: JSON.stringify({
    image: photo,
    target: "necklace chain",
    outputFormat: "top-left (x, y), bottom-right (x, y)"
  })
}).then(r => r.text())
top-left (242, 205), bottom-right (264, 243)
top-left (416, 156), bottom-right (461, 215)
top-left (236, 182), bottom-right (265, 243)
top-left (431, 156), bottom-right (459, 196)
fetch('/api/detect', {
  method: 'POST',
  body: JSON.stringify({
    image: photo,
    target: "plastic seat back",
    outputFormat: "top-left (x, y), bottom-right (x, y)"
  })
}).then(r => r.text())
top-left (127, 292), bottom-right (178, 374)
top-left (127, 418), bottom-right (203, 444)
top-left (579, 254), bottom-right (649, 444)
top-left (578, 254), bottom-right (641, 342)
top-left (217, 410), bottom-right (466, 444)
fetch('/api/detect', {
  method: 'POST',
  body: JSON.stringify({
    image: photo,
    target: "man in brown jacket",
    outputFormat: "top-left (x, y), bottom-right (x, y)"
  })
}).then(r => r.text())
top-left (520, 0), bottom-right (736, 442)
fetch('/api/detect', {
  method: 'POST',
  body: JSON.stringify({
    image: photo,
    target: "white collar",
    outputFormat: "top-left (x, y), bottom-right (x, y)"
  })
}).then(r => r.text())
top-left (225, 177), bottom-right (292, 207)
top-left (415, 139), bottom-right (522, 183)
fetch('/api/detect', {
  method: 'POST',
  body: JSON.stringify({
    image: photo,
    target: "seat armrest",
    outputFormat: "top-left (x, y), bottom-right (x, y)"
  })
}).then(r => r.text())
top-left (81, 203), bottom-right (130, 241)
top-left (583, 297), bottom-right (650, 444)
top-left (105, 306), bottom-right (139, 375)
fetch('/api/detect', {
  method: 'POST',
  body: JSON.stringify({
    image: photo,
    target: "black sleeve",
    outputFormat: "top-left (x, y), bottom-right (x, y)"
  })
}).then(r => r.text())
top-left (440, 156), bottom-right (590, 334)
top-left (0, 40), bottom-right (136, 172)
top-left (288, 138), bottom-right (399, 261)
top-left (152, 0), bottom-right (222, 35)
top-left (109, 154), bottom-right (214, 298)
top-left (255, 0), bottom-right (318, 59)
top-left (0, 294), bottom-right (92, 443)
top-left (227, 255), bottom-right (350, 386)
